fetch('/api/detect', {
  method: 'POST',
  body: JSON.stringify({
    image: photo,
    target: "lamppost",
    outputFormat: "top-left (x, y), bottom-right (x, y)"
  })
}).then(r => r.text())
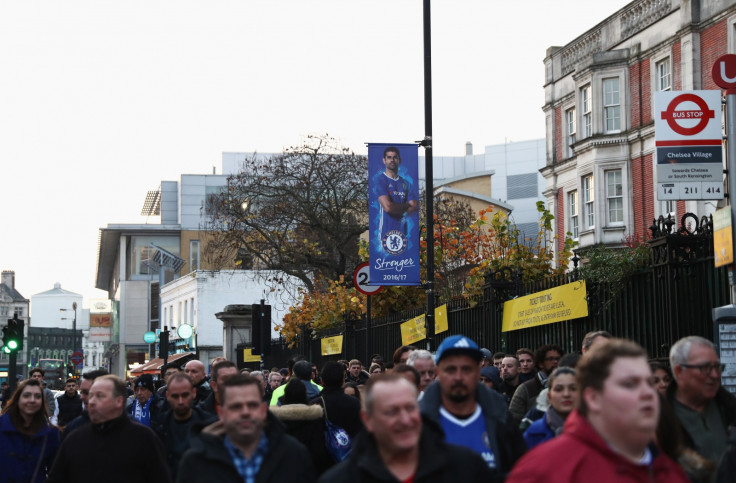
top-left (60, 302), bottom-right (78, 375)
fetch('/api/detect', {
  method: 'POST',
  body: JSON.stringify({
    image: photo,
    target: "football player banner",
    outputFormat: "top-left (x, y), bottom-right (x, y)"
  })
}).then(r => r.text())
top-left (368, 143), bottom-right (421, 286)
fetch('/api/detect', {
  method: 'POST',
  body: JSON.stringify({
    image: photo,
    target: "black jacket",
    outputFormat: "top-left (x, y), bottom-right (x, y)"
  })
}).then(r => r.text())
top-left (151, 406), bottom-right (217, 479)
top-left (126, 392), bottom-right (167, 425)
top-left (318, 416), bottom-right (493, 483)
top-left (310, 387), bottom-right (363, 437)
top-left (196, 392), bottom-right (218, 420)
top-left (177, 411), bottom-right (315, 483)
top-left (56, 392), bottom-right (83, 427)
top-left (270, 403), bottom-right (333, 475)
top-left (419, 381), bottom-right (526, 482)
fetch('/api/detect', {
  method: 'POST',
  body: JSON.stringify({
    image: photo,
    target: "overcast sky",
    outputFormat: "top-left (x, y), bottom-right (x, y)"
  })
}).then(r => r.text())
top-left (0, 1), bottom-right (632, 309)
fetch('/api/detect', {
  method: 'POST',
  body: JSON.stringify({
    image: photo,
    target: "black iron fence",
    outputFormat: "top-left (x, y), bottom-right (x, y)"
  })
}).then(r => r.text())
top-left (257, 214), bottom-right (730, 369)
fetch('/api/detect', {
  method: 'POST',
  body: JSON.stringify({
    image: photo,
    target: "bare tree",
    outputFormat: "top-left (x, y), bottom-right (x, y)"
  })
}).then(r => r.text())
top-left (203, 135), bottom-right (368, 293)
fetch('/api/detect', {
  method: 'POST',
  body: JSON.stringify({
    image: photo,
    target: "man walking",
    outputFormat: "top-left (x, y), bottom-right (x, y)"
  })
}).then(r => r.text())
top-left (178, 374), bottom-right (314, 483)
top-left (419, 335), bottom-right (526, 481)
top-left (55, 378), bottom-right (83, 427)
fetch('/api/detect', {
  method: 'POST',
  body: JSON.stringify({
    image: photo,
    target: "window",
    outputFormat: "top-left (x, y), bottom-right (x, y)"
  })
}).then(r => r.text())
top-left (568, 191), bottom-right (579, 239)
top-left (583, 175), bottom-right (594, 228)
top-left (581, 85), bottom-right (592, 138)
top-left (606, 170), bottom-right (623, 224)
top-left (656, 58), bottom-right (671, 91)
top-left (14, 307), bottom-right (24, 317)
top-left (566, 108), bottom-right (576, 156)
top-left (603, 78), bottom-right (621, 132)
top-left (190, 240), bottom-right (200, 273)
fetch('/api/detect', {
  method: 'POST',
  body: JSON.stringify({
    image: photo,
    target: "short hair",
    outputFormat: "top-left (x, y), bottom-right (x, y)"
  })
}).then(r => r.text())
top-left (283, 379), bottom-right (308, 405)
top-left (29, 367), bottom-right (44, 377)
top-left (492, 352), bottom-right (506, 360)
top-left (383, 146), bottom-right (401, 159)
top-left (392, 345), bottom-right (417, 364)
top-left (559, 353), bottom-right (581, 368)
top-left (292, 360), bottom-right (313, 380)
top-left (321, 361), bottom-right (346, 389)
top-left (577, 338), bottom-right (646, 416)
top-left (534, 344), bottom-right (564, 367)
top-left (363, 374), bottom-right (416, 415)
top-left (82, 369), bottom-right (109, 381)
top-left (167, 372), bottom-right (194, 388)
top-left (407, 350), bottom-right (433, 366)
top-left (501, 355), bottom-right (519, 367)
top-left (516, 348), bottom-right (534, 359)
top-left (212, 360), bottom-right (237, 382)
top-left (65, 378), bottom-right (78, 384)
top-left (393, 363), bottom-right (420, 389)
top-left (348, 359), bottom-right (362, 367)
top-left (218, 374), bottom-right (264, 404)
top-left (669, 336), bottom-right (716, 381)
top-left (582, 330), bottom-right (613, 351)
top-left (95, 375), bottom-right (128, 400)
top-left (547, 367), bottom-right (576, 387)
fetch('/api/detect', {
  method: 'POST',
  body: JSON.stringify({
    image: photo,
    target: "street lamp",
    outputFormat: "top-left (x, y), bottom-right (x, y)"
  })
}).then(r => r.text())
top-left (60, 302), bottom-right (78, 374)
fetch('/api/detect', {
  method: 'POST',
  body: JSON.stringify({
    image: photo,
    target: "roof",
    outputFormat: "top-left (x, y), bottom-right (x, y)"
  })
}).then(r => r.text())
top-left (434, 170), bottom-right (496, 188)
top-left (0, 283), bottom-right (28, 303)
top-left (128, 352), bottom-right (196, 376)
top-left (34, 283), bottom-right (81, 297)
top-left (433, 186), bottom-right (515, 212)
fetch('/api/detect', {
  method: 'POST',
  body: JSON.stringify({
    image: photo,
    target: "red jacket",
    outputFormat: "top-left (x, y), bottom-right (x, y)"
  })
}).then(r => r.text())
top-left (507, 410), bottom-right (689, 483)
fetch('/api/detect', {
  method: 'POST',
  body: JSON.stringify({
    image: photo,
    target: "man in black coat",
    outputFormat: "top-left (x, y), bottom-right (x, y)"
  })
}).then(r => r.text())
top-left (178, 373), bottom-right (314, 483)
top-left (55, 378), bottom-right (83, 427)
top-left (310, 361), bottom-right (362, 437)
top-left (319, 374), bottom-right (492, 483)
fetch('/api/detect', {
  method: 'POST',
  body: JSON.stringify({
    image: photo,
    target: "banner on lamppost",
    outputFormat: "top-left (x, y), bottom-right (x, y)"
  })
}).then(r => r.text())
top-left (368, 143), bottom-right (421, 286)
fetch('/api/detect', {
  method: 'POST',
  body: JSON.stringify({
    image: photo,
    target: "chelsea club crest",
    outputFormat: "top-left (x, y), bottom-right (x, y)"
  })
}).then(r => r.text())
top-left (382, 230), bottom-right (407, 255)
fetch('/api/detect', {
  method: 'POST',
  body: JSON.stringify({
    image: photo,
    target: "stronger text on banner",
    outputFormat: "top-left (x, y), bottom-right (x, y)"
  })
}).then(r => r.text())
top-left (368, 143), bottom-right (421, 286)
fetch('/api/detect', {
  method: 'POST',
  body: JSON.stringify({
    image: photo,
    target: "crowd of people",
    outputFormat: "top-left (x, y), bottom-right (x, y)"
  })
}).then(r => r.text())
top-left (0, 331), bottom-right (734, 482)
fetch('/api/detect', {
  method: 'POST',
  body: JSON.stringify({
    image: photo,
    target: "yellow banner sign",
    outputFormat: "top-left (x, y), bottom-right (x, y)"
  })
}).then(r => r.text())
top-left (243, 348), bottom-right (261, 362)
top-left (321, 335), bottom-right (344, 356)
top-left (400, 315), bottom-right (426, 345)
top-left (502, 280), bottom-right (588, 332)
top-left (435, 304), bottom-right (448, 334)
top-left (714, 207), bottom-right (733, 268)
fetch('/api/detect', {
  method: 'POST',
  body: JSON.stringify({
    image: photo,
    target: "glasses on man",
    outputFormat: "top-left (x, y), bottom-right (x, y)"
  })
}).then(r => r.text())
top-left (681, 362), bottom-right (726, 375)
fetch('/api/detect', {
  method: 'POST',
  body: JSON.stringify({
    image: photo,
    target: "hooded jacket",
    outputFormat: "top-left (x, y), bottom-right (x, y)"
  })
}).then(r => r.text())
top-left (177, 410), bottom-right (315, 483)
top-left (419, 380), bottom-right (526, 482)
top-left (507, 410), bottom-right (689, 483)
top-left (318, 416), bottom-right (493, 483)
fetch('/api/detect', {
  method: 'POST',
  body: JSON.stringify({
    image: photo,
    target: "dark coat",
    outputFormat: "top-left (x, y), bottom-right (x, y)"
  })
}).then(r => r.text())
top-left (126, 391), bottom-right (167, 426)
top-left (47, 413), bottom-right (172, 483)
top-left (318, 416), bottom-right (493, 483)
top-left (419, 380), bottom-right (527, 482)
top-left (177, 411), bottom-right (315, 483)
top-left (150, 406), bottom-right (217, 479)
top-left (270, 403), bottom-right (333, 475)
top-left (196, 392), bottom-right (217, 420)
top-left (508, 374), bottom-right (544, 426)
top-left (310, 387), bottom-right (363, 437)
top-left (0, 413), bottom-right (61, 483)
top-left (55, 392), bottom-right (83, 427)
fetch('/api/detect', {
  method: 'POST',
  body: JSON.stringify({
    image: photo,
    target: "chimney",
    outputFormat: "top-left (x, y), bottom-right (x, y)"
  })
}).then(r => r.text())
top-left (465, 141), bottom-right (473, 156)
top-left (1, 270), bottom-right (15, 289)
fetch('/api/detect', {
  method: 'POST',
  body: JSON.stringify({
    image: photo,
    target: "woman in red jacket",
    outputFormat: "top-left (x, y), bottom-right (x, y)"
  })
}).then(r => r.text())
top-left (508, 338), bottom-right (689, 483)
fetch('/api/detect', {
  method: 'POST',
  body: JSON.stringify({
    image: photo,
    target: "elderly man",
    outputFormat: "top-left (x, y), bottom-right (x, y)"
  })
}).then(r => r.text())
top-left (507, 338), bottom-right (688, 482)
top-left (319, 374), bottom-right (492, 483)
top-left (127, 373), bottom-right (165, 427)
top-left (668, 336), bottom-right (736, 475)
top-left (185, 360), bottom-right (213, 405)
top-left (407, 349), bottom-right (436, 394)
top-left (48, 375), bottom-right (171, 483)
top-left (265, 371), bottom-right (282, 402)
top-left (178, 374), bottom-right (314, 483)
top-left (419, 335), bottom-right (525, 480)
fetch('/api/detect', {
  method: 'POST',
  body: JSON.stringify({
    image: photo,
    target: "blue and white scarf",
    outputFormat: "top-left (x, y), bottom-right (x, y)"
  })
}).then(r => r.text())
top-left (132, 397), bottom-right (153, 427)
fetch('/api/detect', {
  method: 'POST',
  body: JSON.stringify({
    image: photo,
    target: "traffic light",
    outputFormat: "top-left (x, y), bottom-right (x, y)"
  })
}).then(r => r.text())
top-left (251, 303), bottom-right (271, 356)
top-left (158, 327), bottom-right (169, 359)
top-left (2, 318), bottom-right (23, 353)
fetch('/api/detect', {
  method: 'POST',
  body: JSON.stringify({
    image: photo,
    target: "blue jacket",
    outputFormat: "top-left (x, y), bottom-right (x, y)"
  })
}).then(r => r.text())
top-left (0, 413), bottom-right (61, 483)
top-left (523, 413), bottom-right (555, 450)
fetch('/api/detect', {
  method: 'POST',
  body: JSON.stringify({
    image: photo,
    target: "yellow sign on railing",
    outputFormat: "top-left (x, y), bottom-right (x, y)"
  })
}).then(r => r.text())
top-left (714, 206), bottom-right (734, 268)
top-left (435, 304), bottom-right (448, 334)
top-left (502, 280), bottom-right (588, 332)
top-left (243, 348), bottom-right (261, 362)
top-left (321, 335), bottom-right (344, 356)
top-left (400, 315), bottom-right (426, 345)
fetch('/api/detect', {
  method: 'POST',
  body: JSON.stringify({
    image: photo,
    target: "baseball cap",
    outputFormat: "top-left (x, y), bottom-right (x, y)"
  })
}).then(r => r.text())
top-left (480, 348), bottom-right (492, 361)
top-left (435, 335), bottom-right (482, 364)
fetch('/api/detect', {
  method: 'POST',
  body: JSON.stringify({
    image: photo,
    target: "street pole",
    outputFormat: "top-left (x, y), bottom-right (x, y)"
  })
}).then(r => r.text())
top-left (422, 0), bottom-right (436, 352)
top-left (72, 302), bottom-right (77, 374)
top-left (728, 93), bottom-right (736, 303)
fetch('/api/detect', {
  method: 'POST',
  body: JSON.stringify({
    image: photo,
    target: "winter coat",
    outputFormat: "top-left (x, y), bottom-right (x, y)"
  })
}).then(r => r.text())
top-left (270, 403), bottom-right (333, 475)
top-left (419, 380), bottom-right (527, 482)
top-left (150, 406), bottom-right (217, 479)
top-left (507, 410), bottom-right (690, 483)
top-left (509, 373), bottom-right (544, 426)
top-left (0, 413), bottom-right (60, 483)
top-left (309, 387), bottom-right (363, 437)
top-left (126, 391), bottom-right (166, 425)
top-left (177, 411), bottom-right (315, 483)
top-left (55, 392), bottom-right (83, 427)
top-left (522, 413), bottom-right (556, 450)
top-left (318, 416), bottom-right (493, 483)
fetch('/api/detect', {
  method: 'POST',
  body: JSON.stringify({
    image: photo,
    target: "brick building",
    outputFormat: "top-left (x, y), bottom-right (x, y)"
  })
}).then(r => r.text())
top-left (542, 0), bottom-right (735, 261)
